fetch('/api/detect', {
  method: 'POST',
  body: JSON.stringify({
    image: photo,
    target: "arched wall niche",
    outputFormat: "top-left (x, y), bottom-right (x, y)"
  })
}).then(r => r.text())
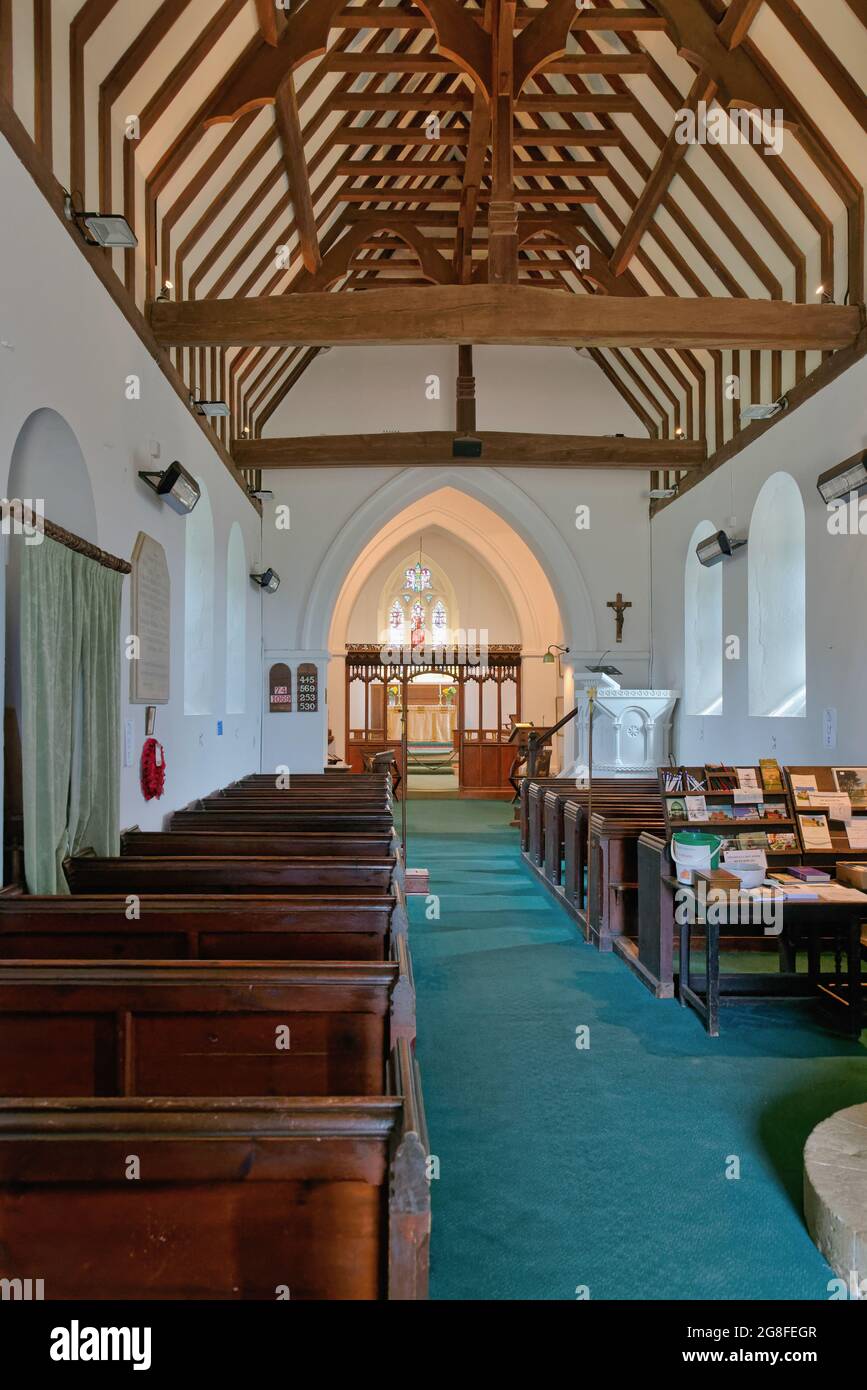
top-left (184, 476), bottom-right (216, 716)
top-left (4, 409), bottom-right (99, 860)
top-left (225, 522), bottom-right (247, 715)
top-left (7, 407), bottom-right (98, 543)
top-left (684, 520), bottom-right (724, 717)
top-left (748, 472), bottom-right (807, 718)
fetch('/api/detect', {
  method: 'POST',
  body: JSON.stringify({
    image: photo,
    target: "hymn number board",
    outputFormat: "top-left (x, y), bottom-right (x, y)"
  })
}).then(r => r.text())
top-left (269, 663), bottom-right (292, 713)
top-left (297, 663), bottom-right (319, 713)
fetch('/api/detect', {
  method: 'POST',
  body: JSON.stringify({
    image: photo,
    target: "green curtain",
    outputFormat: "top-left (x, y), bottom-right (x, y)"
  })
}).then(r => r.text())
top-left (68, 551), bottom-right (122, 860)
top-left (21, 536), bottom-right (123, 893)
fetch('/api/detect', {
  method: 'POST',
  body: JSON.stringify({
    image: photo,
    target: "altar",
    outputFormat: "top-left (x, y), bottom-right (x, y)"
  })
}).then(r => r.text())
top-left (387, 707), bottom-right (456, 744)
top-left (560, 673), bottom-right (679, 778)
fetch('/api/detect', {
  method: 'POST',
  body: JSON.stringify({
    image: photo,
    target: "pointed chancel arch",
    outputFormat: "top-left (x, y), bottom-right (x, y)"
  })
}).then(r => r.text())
top-left (302, 467), bottom-right (596, 654)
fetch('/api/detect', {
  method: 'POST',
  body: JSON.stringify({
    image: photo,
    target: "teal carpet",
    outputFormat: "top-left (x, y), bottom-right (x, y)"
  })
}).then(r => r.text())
top-left (405, 799), bottom-right (867, 1301)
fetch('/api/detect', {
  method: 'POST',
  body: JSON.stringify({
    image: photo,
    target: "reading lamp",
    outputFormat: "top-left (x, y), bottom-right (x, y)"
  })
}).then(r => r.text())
top-left (817, 450), bottom-right (867, 505)
top-left (543, 643), bottom-right (569, 663)
top-left (587, 650), bottom-right (622, 678)
top-left (138, 461), bottom-right (200, 515)
top-left (251, 568), bottom-right (281, 594)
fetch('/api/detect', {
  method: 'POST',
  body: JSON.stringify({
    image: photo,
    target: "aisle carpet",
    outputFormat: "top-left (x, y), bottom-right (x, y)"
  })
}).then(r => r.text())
top-left (404, 799), bottom-right (867, 1301)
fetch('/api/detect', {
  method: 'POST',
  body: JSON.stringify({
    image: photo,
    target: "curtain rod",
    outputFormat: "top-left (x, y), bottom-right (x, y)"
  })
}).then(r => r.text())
top-left (3, 504), bottom-right (132, 575)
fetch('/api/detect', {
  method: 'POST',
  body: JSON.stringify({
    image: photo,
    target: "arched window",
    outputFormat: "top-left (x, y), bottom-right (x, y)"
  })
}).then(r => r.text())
top-left (184, 477), bottom-right (215, 714)
top-left (389, 599), bottom-right (404, 636)
top-left (748, 472), bottom-right (806, 717)
top-left (225, 522), bottom-right (247, 714)
top-left (684, 520), bottom-right (723, 716)
top-left (432, 599), bottom-right (448, 637)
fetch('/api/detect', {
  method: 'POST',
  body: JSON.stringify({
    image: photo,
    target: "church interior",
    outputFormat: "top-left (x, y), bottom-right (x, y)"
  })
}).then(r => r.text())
top-left (0, 0), bottom-right (866, 1327)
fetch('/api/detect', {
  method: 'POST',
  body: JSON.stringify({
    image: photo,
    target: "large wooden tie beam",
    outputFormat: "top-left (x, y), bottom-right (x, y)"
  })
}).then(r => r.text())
top-left (149, 287), bottom-right (861, 350)
top-left (233, 431), bottom-right (708, 469)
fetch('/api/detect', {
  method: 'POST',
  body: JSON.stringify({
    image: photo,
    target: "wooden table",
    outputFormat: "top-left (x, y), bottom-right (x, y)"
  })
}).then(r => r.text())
top-left (667, 879), bottom-right (866, 1038)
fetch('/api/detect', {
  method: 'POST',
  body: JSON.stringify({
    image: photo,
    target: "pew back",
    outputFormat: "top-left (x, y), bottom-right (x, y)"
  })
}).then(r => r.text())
top-left (0, 961), bottom-right (397, 1098)
top-left (0, 891), bottom-right (396, 961)
top-left (64, 856), bottom-right (396, 896)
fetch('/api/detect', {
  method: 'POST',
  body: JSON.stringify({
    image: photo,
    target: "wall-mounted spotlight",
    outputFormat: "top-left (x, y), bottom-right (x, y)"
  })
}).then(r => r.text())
top-left (156, 281), bottom-right (174, 301)
top-left (740, 394), bottom-right (788, 425)
top-left (251, 568), bottom-right (281, 593)
top-left (63, 193), bottom-right (138, 248)
top-left (816, 284), bottom-right (835, 304)
top-left (696, 530), bottom-right (746, 567)
top-left (674, 427), bottom-right (685, 439)
top-left (452, 435), bottom-right (483, 458)
top-left (817, 450), bottom-right (867, 506)
top-left (648, 486), bottom-right (678, 500)
top-left (138, 460), bottom-right (200, 515)
top-left (190, 390), bottom-right (229, 419)
top-left (247, 487), bottom-right (274, 501)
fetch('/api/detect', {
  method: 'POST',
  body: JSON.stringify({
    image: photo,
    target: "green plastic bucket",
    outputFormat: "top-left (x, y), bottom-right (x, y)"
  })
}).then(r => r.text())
top-left (671, 831), bottom-right (723, 884)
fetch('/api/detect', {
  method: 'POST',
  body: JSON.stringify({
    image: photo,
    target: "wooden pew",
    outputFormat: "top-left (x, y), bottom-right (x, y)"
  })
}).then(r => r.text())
top-left (519, 776), bottom-right (564, 852)
top-left (0, 1039), bottom-right (429, 1300)
top-left (121, 829), bottom-right (397, 859)
top-left (172, 807), bottom-right (395, 834)
top-left (0, 890), bottom-right (396, 961)
top-left (9, 775), bottom-right (428, 1299)
top-left (64, 854), bottom-right (396, 896)
top-left (587, 809), bottom-right (667, 952)
top-left (0, 959), bottom-right (405, 1098)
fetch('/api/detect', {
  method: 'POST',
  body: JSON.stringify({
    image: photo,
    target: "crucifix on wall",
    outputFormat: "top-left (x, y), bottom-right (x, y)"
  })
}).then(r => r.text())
top-left (607, 592), bottom-right (632, 644)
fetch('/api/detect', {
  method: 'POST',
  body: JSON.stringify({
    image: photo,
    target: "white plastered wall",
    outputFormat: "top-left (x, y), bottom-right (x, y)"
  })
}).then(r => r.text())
top-left (0, 134), bottom-right (264, 845)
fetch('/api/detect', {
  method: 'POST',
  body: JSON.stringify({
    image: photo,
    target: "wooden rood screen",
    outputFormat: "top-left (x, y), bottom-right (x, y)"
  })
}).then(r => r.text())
top-left (345, 644), bottom-right (521, 798)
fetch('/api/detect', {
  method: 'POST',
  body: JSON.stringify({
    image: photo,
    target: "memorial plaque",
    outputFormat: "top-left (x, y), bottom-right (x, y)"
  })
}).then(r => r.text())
top-left (297, 662), bottom-right (319, 712)
top-left (269, 663), bottom-right (292, 712)
top-left (129, 532), bottom-right (171, 705)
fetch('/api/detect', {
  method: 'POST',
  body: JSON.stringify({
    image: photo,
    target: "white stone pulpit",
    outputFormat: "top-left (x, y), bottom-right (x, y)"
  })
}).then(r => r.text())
top-left (560, 674), bottom-right (679, 779)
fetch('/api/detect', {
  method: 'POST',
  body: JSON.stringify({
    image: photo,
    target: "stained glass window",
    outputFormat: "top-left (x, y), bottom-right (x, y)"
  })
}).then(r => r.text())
top-left (433, 600), bottom-right (447, 631)
top-left (405, 564), bottom-right (432, 592)
top-left (389, 600), bottom-right (403, 631)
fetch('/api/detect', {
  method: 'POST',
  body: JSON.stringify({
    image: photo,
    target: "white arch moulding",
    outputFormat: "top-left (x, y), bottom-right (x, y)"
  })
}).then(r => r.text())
top-left (328, 494), bottom-right (545, 653)
top-left (301, 466), bottom-right (598, 654)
